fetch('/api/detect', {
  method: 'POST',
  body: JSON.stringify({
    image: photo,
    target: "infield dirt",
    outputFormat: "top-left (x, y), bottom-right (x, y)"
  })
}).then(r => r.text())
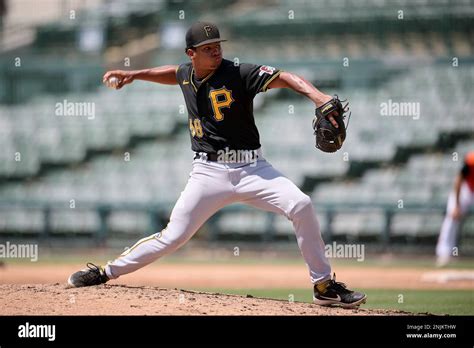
top-left (0, 283), bottom-right (414, 315)
top-left (2, 263), bottom-right (471, 315)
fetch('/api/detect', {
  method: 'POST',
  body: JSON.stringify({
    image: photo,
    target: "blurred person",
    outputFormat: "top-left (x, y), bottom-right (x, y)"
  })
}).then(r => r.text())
top-left (436, 151), bottom-right (474, 267)
top-left (67, 22), bottom-right (366, 307)
top-left (0, 0), bottom-right (7, 48)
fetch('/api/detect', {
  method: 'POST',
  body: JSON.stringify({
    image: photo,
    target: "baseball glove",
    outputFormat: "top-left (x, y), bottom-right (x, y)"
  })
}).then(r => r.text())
top-left (312, 96), bottom-right (350, 153)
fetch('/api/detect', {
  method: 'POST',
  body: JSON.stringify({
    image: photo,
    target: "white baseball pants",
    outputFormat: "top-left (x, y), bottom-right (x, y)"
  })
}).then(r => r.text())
top-left (436, 182), bottom-right (474, 260)
top-left (105, 155), bottom-right (332, 284)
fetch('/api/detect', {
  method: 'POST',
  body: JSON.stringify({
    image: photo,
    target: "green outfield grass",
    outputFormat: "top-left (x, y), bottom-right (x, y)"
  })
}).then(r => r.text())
top-left (6, 247), bottom-right (474, 269)
top-left (199, 288), bottom-right (474, 315)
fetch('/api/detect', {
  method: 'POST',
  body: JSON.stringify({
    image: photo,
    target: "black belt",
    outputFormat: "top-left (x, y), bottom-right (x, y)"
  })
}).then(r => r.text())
top-left (193, 152), bottom-right (259, 162)
top-left (193, 153), bottom-right (220, 161)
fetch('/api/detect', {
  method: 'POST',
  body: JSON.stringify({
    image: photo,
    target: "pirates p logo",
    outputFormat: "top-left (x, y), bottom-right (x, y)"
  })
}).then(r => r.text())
top-left (209, 87), bottom-right (234, 121)
top-left (204, 25), bottom-right (212, 37)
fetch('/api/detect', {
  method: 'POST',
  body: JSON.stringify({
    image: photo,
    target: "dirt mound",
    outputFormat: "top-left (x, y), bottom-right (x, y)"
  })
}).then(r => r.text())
top-left (0, 284), bottom-right (414, 315)
top-left (2, 264), bottom-right (473, 290)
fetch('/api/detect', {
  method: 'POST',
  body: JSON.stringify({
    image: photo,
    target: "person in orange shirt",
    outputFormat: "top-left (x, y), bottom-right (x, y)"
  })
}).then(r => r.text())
top-left (436, 152), bottom-right (474, 266)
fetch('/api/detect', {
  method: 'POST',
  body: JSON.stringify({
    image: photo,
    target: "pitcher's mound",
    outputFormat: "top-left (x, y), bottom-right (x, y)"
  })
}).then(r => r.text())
top-left (0, 284), bottom-right (414, 315)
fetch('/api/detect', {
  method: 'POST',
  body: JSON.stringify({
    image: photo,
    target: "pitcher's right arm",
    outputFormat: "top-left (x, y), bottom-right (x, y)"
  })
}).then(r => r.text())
top-left (103, 65), bottom-right (179, 89)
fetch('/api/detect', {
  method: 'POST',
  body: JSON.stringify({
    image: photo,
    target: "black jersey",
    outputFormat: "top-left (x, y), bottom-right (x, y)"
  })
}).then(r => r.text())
top-left (176, 59), bottom-right (281, 153)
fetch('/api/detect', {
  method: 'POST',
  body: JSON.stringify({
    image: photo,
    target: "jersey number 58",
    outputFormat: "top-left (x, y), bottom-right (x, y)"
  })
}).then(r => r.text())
top-left (189, 118), bottom-right (203, 138)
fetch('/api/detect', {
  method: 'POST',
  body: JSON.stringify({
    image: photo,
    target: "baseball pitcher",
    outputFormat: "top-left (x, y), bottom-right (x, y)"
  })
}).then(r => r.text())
top-left (68, 22), bottom-right (365, 307)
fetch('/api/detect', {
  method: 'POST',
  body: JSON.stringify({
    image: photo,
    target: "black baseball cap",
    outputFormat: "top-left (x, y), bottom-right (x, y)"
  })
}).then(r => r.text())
top-left (185, 22), bottom-right (227, 50)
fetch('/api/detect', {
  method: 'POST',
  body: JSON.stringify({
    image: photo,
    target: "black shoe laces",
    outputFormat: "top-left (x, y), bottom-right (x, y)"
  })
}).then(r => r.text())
top-left (85, 263), bottom-right (104, 281)
top-left (86, 262), bottom-right (101, 273)
top-left (327, 273), bottom-right (352, 294)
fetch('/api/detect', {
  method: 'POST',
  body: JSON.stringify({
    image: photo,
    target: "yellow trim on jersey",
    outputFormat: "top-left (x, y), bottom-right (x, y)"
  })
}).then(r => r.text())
top-left (190, 67), bottom-right (215, 92)
top-left (190, 68), bottom-right (197, 92)
top-left (261, 70), bottom-right (282, 92)
top-left (200, 70), bottom-right (215, 84)
top-left (118, 230), bottom-right (164, 257)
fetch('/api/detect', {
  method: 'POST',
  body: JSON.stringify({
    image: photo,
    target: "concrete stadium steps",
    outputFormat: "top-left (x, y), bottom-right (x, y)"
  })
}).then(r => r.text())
top-left (226, 31), bottom-right (474, 62)
top-left (0, 58), bottom-right (473, 238)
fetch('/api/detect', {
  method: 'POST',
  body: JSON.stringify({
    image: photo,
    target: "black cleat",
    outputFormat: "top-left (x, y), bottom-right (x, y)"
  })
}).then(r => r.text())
top-left (313, 273), bottom-right (367, 308)
top-left (67, 263), bottom-right (109, 288)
